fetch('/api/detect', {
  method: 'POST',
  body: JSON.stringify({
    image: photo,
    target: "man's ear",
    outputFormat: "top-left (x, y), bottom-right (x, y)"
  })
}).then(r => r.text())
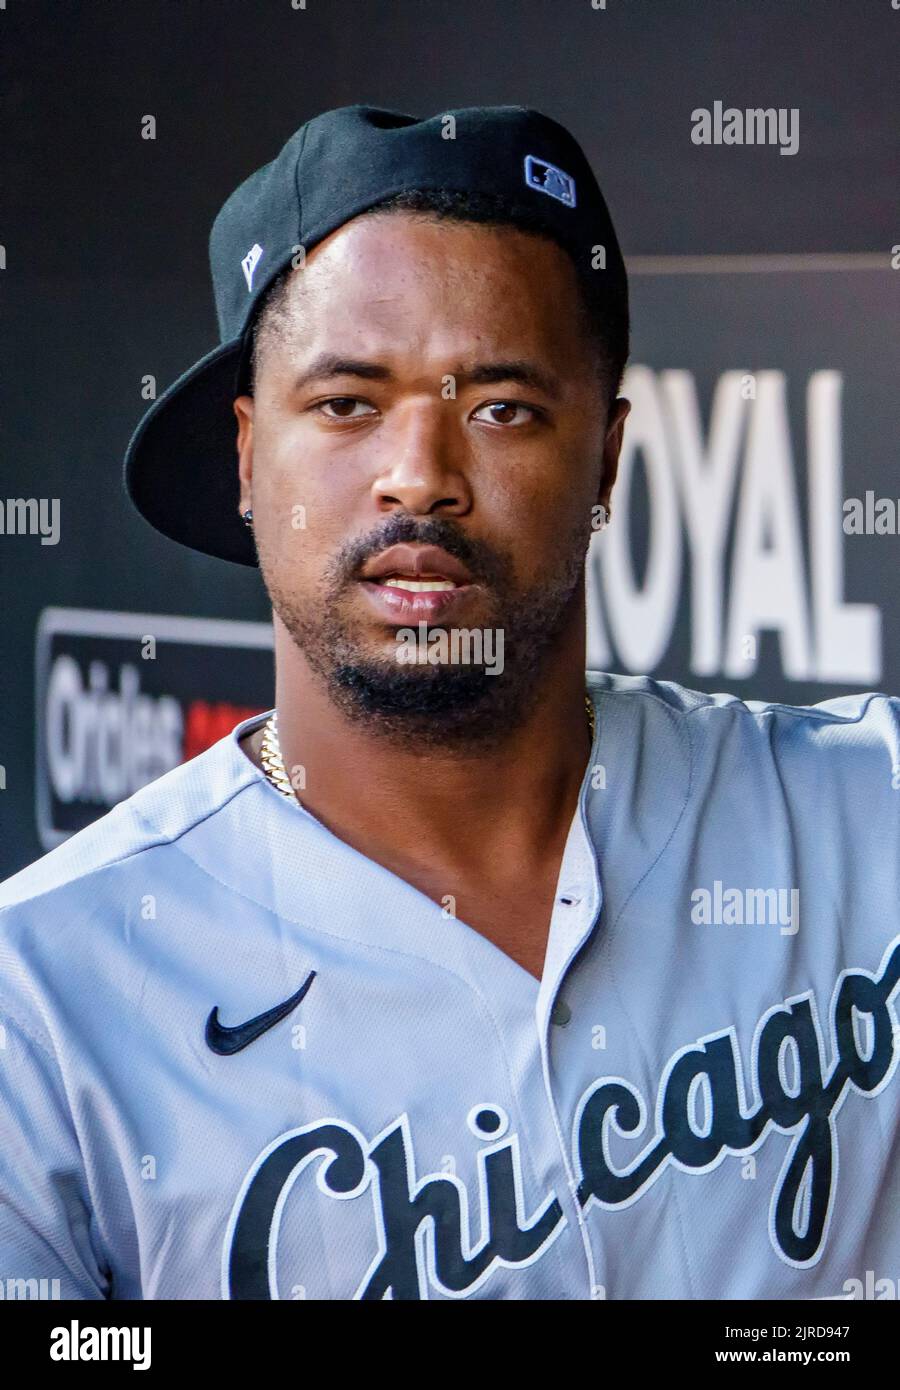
top-left (233, 395), bottom-right (255, 516)
top-left (598, 396), bottom-right (630, 511)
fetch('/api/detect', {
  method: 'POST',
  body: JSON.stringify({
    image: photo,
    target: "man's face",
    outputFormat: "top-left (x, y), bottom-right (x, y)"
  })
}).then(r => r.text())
top-left (234, 212), bottom-right (628, 744)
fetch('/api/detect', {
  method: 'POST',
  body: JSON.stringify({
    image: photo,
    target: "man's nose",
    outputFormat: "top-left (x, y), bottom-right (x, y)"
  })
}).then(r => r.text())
top-left (370, 400), bottom-right (472, 517)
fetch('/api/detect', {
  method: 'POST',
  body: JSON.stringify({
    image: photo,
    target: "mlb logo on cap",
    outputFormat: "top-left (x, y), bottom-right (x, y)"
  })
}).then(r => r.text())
top-left (524, 154), bottom-right (576, 207)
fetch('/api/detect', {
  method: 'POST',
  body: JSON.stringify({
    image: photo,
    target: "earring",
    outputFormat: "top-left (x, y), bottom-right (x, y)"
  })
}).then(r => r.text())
top-left (594, 504), bottom-right (610, 532)
top-left (241, 508), bottom-right (253, 528)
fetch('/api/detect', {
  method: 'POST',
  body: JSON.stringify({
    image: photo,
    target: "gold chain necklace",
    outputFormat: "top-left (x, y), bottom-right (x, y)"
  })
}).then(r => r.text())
top-left (259, 696), bottom-right (597, 803)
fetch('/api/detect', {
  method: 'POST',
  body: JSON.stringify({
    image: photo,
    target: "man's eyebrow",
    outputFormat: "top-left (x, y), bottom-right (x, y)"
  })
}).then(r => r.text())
top-left (290, 354), bottom-right (561, 399)
top-left (461, 361), bottom-right (562, 400)
top-left (290, 355), bottom-right (393, 391)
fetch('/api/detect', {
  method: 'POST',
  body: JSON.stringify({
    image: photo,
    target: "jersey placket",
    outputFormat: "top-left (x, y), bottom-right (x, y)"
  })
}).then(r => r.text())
top-left (533, 791), bottom-right (606, 1299)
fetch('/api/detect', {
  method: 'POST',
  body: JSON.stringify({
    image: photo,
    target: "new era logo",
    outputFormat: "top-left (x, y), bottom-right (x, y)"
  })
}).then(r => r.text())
top-left (524, 155), bottom-right (576, 208)
top-left (241, 243), bottom-right (264, 291)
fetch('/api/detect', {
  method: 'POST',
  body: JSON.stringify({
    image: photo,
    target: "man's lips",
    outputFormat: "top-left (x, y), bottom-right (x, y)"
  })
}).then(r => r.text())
top-left (357, 544), bottom-right (478, 623)
top-left (358, 544), bottom-right (474, 587)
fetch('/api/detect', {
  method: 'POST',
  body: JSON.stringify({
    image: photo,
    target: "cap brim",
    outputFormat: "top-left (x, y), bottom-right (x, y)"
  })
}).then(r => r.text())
top-left (123, 337), bottom-right (258, 567)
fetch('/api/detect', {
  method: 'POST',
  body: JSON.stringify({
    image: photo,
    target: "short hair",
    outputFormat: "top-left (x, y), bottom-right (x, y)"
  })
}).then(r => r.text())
top-left (247, 187), bottom-right (629, 407)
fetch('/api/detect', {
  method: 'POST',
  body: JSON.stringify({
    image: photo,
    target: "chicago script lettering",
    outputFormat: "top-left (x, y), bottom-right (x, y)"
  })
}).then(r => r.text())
top-left (223, 938), bottom-right (900, 1296)
top-left (575, 937), bottom-right (900, 1265)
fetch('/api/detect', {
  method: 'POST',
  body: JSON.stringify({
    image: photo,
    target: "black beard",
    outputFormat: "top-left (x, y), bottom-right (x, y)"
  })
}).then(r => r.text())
top-left (260, 512), bottom-right (587, 750)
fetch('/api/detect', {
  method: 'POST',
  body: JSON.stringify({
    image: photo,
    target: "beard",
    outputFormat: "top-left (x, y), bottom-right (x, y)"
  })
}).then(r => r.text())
top-left (259, 510), bottom-right (588, 750)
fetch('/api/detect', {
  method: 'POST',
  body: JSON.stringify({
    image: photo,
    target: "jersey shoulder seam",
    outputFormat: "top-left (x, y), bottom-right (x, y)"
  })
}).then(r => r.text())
top-left (0, 774), bottom-right (258, 920)
top-left (596, 682), bottom-right (894, 727)
top-left (0, 990), bottom-right (60, 1062)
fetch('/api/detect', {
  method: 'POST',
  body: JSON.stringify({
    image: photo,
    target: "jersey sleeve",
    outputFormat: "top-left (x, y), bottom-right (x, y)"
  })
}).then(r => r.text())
top-left (768, 692), bottom-right (900, 947)
top-left (0, 1005), bottom-right (110, 1299)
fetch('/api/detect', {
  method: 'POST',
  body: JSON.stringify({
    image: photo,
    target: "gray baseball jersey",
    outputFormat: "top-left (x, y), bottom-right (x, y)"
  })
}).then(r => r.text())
top-left (1, 672), bottom-right (898, 1300)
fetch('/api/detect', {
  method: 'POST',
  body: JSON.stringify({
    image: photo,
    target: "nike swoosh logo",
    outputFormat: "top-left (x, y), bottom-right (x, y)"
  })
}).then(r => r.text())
top-left (205, 970), bottom-right (316, 1055)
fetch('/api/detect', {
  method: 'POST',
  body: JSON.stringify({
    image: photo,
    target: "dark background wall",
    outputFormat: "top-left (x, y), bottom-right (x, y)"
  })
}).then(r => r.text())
top-left (1, 0), bottom-right (897, 876)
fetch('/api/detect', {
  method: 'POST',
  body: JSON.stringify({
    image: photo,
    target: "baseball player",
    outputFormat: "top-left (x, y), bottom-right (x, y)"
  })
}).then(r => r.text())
top-left (1, 106), bottom-right (898, 1301)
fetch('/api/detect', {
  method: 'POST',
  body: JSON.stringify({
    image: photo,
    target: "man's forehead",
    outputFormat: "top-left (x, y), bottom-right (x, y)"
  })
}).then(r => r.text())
top-left (279, 227), bottom-right (577, 337)
top-left (258, 212), bottom-right (592, 381)
top-left (293, 210), bottom-right (577, 297)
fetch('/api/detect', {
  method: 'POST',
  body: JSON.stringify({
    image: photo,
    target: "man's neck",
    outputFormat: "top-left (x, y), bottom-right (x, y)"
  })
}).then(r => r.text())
top-left (241, 623), bottom-right (592, 890)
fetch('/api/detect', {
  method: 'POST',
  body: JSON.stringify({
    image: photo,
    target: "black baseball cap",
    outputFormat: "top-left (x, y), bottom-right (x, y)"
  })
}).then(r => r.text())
top-left (123, 104), bottom-right (627, 566)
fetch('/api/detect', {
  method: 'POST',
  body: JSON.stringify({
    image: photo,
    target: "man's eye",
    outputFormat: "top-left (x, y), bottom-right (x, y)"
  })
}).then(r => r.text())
top-left (316, 398), bottom-right (377, 419)
top-left (472, 401), bottom-right (539, 426)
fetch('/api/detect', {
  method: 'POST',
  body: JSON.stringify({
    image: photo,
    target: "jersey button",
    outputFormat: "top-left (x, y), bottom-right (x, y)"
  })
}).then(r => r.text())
top-left (550, 998), bottom-right (572, 1027)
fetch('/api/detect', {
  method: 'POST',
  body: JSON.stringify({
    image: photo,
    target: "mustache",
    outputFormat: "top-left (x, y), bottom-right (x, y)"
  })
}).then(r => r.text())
top-left (327, 513), bottom-right (511, 590)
